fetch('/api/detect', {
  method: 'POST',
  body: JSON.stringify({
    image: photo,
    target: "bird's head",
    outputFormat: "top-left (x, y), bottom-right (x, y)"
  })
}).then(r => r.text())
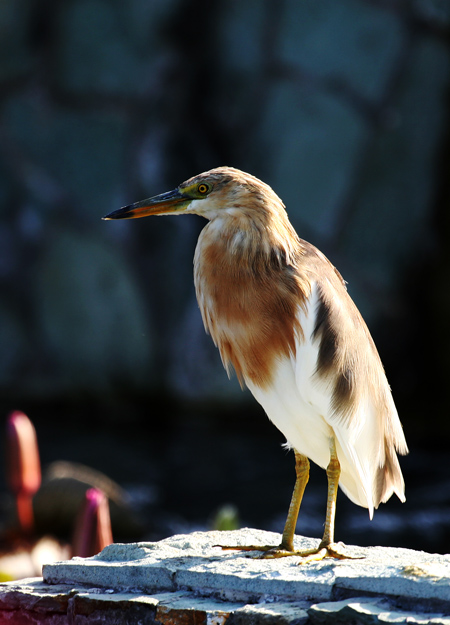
top-left (103, 167), bottom-right (284, 222)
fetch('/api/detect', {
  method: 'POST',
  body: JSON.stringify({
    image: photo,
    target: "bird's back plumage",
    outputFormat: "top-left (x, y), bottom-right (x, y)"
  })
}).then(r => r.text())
top-left (192, 167), bottom-right (407, 516)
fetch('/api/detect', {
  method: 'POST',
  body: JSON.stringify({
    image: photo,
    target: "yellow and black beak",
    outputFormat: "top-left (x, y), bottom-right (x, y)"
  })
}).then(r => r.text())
top-left (102, 188), bottom-right (191, 220)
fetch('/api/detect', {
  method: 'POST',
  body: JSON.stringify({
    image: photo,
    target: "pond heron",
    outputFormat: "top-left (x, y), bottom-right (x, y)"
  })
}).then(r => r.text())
top-left (104, 167), bottom-right (408, 562)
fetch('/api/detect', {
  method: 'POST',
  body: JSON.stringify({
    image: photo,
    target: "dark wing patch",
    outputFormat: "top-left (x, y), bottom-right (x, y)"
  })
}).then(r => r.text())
top-left (313, 294), bottom-right (338, 377)
top-left (332, 367), bottom-right (354, 415)
top-left (313, 287), bottom-right (356, 419)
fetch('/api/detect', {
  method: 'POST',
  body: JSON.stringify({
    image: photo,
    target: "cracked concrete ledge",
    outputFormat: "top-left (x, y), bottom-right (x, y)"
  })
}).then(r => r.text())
top-left (1, 529), bottom-right (450, 624)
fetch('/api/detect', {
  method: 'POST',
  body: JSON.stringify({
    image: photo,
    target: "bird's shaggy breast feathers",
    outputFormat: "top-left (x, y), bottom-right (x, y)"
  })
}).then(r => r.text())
top-left (195, 224), bottom-right (309, 388)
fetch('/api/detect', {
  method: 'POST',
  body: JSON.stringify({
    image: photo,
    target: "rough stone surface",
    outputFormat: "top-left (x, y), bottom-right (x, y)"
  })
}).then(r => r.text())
top-left (2, 530), bottom-right (450, 623)
top-left (309, 597), bottom-right (450, 625)
top-left (43, 529), bottom-right (450, 607)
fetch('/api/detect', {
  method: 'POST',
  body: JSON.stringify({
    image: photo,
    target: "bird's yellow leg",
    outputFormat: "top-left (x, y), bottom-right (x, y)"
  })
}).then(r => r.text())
top-left (259, 451), bottom-right (310, 556)
top-left (280, 452), bottom-right (310, 550)
top-left (218, 441), bottom-right (362, 561)
top-left (295, 437), bottom-right (362, 564)
top-left (218, 451), bottom-right (310, 556)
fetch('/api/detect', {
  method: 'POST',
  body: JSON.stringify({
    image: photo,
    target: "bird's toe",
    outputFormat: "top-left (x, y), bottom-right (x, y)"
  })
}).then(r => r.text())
top-left (297, 542), bottom-right (364, 564)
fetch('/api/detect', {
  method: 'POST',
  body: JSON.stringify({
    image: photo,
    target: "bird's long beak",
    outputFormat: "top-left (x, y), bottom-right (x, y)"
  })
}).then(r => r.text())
top-left (102, 188), bottom-right (190, 220)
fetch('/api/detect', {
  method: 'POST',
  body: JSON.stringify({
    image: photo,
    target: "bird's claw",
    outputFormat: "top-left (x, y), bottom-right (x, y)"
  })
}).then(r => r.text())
top-left (215, 544), bottom-right (275, 553)
top-left (215, 541), bottom-right (364, 563)
top-left (295, 542), bottom-right (364, 564)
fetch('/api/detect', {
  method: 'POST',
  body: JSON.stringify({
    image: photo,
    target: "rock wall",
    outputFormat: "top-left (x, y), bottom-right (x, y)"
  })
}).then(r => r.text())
top-left (0, 0), bottom-right (449, 425)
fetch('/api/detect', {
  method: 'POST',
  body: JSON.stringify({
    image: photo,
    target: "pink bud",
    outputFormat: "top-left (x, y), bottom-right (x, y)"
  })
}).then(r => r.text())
top-left (73, 488), bottom-right (113, 558)
top-left (6, 411), bottom-right (41, 533)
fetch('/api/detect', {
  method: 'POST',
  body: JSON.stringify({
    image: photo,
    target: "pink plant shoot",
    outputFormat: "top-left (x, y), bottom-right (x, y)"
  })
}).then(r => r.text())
top-left (6, 411), bottom-right (41, 534)
top-left (73, 488), bottom-right (113, 558)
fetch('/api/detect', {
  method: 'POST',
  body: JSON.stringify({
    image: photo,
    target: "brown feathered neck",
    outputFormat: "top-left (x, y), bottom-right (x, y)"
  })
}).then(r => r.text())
top-left (188, 167), bottom-right (302, 270)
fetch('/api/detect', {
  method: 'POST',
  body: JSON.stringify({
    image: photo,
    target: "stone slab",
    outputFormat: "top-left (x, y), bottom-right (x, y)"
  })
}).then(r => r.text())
top-left (43, 529), bottom-right (450, 608)
top-left (308, 597), bottom-right (450, 625)
top-left (0, 578), bottom-right (310, 624)
top-left (2, 578), bottom-right (450, 625)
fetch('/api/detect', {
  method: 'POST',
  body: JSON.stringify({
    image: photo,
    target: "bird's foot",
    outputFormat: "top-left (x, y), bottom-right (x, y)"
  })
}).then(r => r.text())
top-left (217, 544), bottom-right (278, 554)
top-left (293, 541), bottom-right (364, 564)
top-left (216, 543), bottom-right (297, 558)
top-left (217, 541), bottom-right (363, 563)
top-left (216, 543), bottom-right (311, 559)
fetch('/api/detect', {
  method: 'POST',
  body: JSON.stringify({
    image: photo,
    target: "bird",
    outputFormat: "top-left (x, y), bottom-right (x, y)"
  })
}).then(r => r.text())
top-left (103, 166), bottom-right (408, 562)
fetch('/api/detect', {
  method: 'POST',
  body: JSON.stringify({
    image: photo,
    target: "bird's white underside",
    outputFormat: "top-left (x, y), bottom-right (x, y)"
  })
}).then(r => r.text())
top-left (245, 281), bottom-right (385, 518)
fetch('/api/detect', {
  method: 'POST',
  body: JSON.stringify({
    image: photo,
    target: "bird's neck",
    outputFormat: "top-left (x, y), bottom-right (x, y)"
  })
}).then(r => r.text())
top-left (198, 205), bottom-right (301, 273)
top-left (193, 205), bottom-right (308, 389)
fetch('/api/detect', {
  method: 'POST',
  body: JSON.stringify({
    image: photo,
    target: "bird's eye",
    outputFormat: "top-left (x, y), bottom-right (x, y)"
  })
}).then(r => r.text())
top-left (197, 183), bottom-right (209, 195)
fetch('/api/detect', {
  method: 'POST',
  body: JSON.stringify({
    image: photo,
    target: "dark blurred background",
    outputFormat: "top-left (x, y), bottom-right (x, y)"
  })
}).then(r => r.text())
top-left (0, 0), bottom-right (450, 555)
